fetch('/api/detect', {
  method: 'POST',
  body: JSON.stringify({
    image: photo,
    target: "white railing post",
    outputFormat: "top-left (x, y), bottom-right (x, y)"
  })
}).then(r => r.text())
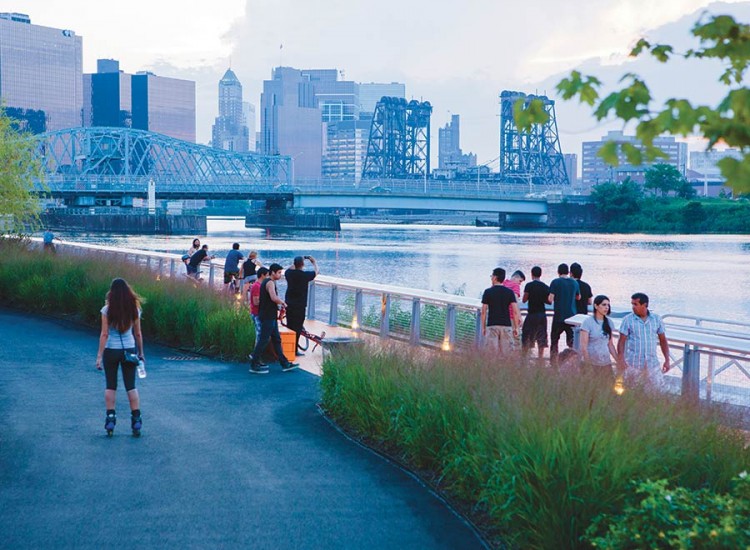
top-left (681, 345), bottom-right (700, 402)
top-left (329, 285), bottom-right (339, 326)
top-left (208, 264), bottom-right (215, 287)
top-left (475, 309), bottom-right (483, 347)
top-left (307, 281), bottom-right (316, 321)
top-left (157, 258), bottom-right (164, 277)
top-left (444, 304), bottom-right (456, 351)
top-left (170, 259), bottom-right (176, 278)
top-left (353, 289), bottom-right (363, 330)
top-left (411, 298), bottom-right (421, 345)
top-left (706, 355), bottom-right (715, 403)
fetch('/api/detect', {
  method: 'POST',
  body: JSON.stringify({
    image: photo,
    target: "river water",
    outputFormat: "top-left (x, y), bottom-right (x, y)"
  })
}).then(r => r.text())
top-left (50, 218), bottom-right (750, 323)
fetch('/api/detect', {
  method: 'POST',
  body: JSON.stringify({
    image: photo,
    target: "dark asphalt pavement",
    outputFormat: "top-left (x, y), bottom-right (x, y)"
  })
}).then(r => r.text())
top-left (0, 310), bottom-right (485, 549)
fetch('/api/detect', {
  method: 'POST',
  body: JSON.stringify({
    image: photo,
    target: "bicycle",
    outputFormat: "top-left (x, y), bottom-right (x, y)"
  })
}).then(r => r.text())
top-left (278, 307), bottom-right (326, 352)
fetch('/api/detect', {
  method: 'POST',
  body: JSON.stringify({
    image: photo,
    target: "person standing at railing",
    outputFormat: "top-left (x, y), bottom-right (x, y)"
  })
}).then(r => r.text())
top-left (579, 295), bottom-right (618, 378)
top-left (481, 267), bottom-right (521, 357)
top-left (240, 251), bottom-right (262, 302)
top-left (548, 263), bottom-right (581, 366)
top-left (284, 255), bottom-right (319, 357)
top-left (187, 244), bottom-right (215, 280)
top-left (503, 270), bottom-right (525, 351)
top-left (522, 266), bottom-right (550, 360)
top-left (42, 229), bottom-right (57, 254)
top-left (616, 292), bottom-right (671, 387)
top-left (570, 263), bottom-right (593, 314)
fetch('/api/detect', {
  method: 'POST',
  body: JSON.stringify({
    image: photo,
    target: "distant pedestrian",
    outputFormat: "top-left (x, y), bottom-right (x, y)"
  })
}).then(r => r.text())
top-left (187, 238), bottom-right (201, 258)
top-left (570, 262), bottom-right (593, 314)
top-left (249, 263), bottom-right (299, 374)
top-left (579, 295), bottom-right (618, 377)
top-left (481, 267), bottom-right (521, 357)
top-left (617, 292), bottom-right (671, 387)
top-left (521, 266), bottom-right (550, 360)
top-left (548, 263), bottom-right (581, 366)
top-left (223, 242), bottom-right (244, 294)
top-left (42, 229), bottom-right (56, 254)
top-left (284, 255), bottom-right (319, 356)
top-left (249, 267), bottom-right (269, 344)
top-left (241, 251), bottom-right (262, 301)
top-left (95, 278), bottom-right (145, 437)
top-left (187, 244), bottom-right (214, 280)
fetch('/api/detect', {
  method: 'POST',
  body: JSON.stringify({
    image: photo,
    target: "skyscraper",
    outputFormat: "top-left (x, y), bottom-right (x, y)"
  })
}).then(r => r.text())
top-left (0, 13), bottom-right (82, 132)
top-left (243, 101), bottom-right (256, 152)
top-left (211, 68), bottom-right (249, 152)
top-left (437, 115), bottom-right (476, 174)
top-left (359, 82), bottom-right (406, 115)
top-left (83, 59), bottom-right (132, 128)
top-left (132, 71), bottom-right (195, 142)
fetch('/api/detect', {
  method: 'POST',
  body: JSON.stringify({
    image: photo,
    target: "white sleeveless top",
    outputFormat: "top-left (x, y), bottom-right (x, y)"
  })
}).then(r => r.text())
top-left (101, 305), bottom-right (141, 349)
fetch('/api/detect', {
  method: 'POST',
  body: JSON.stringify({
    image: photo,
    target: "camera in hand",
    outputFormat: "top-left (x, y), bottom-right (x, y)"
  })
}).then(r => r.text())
top-left (304, 255), bottom-right (311, 260)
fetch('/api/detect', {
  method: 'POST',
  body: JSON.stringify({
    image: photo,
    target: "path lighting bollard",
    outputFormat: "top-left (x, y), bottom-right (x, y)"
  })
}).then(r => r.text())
top-left (380, 294), bottom-right (391, 339)
top-left (352, 290), bottom-right (363, 331)
top-left (170, 259), bottom-right (176, 278)
top-left (209, 264), bottom-right (215, 287)
top-left (474, 310), bottom-right (483, 347)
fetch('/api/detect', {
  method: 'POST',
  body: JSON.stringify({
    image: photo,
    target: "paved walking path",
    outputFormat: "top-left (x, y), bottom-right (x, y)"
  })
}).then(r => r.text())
top-left (0, 310), bottom-right (484, 549)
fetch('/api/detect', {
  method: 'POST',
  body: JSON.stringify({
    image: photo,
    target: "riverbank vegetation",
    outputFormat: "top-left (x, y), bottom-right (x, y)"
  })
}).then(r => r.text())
top-left (321, 347), bottom-right (750, 549)
top-left (591, 176), bottom-right (750, 233)
top-left (0, 238), bottom-right (255, 359)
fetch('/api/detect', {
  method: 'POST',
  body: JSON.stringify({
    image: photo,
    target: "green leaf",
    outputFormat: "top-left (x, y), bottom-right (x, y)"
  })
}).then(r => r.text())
top-left (598, 141), bottom-right (620, 166)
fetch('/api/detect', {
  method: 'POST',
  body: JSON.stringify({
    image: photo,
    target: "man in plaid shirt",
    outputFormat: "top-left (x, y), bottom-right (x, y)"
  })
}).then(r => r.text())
top-left (617, 292), bottom-right (671, 386)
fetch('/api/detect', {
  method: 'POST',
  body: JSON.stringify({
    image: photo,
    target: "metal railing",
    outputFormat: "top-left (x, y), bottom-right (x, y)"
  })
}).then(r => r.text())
top-left (29, 238), bottom-right (750, 407)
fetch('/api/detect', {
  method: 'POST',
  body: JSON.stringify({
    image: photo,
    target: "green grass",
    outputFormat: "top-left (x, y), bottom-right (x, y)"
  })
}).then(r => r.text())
top-left (321, 347), bottom-right (750, 549)
top-left (0, 237), bottom-right (255, 359)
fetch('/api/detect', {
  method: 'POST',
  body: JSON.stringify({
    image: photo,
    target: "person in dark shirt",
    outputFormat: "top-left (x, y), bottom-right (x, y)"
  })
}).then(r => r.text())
top-left (284, 255), bottom-right (319, 356)
top-left (481, 267), bottom-right (521, 357)
top-left (521, 266), bottom-right (550, 360)
top-left (570, 262), bottom-right (593, 315)
top-left (248, 263), bottom-right (298, 374)
top-left (187, 244), bottom-right (214, 279)
top-left (223, 242), bottom-right (244, 294)
top-left (548, 263), bottom-right (581, 366)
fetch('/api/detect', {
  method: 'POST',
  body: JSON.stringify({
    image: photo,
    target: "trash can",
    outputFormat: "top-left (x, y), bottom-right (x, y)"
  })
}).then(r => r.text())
top-left (321, 337), bottom-right (364, 361)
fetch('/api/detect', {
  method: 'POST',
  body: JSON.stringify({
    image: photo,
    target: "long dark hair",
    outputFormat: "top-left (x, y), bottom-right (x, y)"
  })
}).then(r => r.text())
top-left (593, 294), bottom-right (612, 338)
top-left (106, 278), bottom-right (142, 332)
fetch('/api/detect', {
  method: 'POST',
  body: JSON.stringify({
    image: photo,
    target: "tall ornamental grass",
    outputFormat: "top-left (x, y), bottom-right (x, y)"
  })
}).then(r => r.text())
top-left (0, 238), bottom-right (254, 359)
top-left (320, 346), bottom-right (750, 549)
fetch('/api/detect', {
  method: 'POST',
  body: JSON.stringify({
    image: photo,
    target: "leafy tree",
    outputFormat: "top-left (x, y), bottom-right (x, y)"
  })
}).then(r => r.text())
top-left (590, 177), bottom-right (643, 220)
top-left (0, 107), bottom-right (43, 232)
top-left (644, 163), bottom-right (688, 197)
top-left (515, 14), bottom-right (750, 194)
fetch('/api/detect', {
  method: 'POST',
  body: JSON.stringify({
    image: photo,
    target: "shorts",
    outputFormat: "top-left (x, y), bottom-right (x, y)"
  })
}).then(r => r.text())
top-left (224, 271), bottom-right (239, 284)
top-left (522, 313), bottom-right (548, 348)
top-left (483, 325), bottom-right (517, 356)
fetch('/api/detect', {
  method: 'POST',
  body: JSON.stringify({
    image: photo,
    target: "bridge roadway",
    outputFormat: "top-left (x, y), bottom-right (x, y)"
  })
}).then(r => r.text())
top-left (0, 309), bottom-right (485, 549)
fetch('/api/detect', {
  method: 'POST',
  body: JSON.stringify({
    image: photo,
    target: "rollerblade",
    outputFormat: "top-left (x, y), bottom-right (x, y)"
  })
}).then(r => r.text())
top-left (104, 410), bottom-right (116, 437)
top-left (131, 411), bottom-right (142, 437)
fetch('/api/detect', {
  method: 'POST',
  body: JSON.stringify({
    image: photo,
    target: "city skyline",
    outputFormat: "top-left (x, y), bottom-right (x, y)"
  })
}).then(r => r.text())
top-left (3, 0), bottom-right (749, 166)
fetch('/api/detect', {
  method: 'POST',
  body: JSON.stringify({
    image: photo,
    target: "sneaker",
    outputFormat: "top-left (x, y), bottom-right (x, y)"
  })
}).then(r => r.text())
top-left (249, 365), bottom-right (269, 375)
top-left (248, 354), bottom-right (268, 367)
top-left (282, 362), bottom-right (299, 372)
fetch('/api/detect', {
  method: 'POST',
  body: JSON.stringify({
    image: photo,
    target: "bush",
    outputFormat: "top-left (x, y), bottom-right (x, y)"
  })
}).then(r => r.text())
top-left (321, 347), bottom-right (750, 549)
top-left (0, 237), bottom-right (255, 360)
top-left (585, 474), bottom-right (750, 549)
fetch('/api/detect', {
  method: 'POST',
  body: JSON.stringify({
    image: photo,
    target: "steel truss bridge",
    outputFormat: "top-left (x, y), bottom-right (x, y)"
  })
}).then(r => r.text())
top-left (34, 127), bottom-right (292, 204)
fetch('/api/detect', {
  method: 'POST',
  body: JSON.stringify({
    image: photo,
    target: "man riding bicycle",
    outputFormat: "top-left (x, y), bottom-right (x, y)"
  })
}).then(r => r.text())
top-left (223, 243), bottom-right (244, 294)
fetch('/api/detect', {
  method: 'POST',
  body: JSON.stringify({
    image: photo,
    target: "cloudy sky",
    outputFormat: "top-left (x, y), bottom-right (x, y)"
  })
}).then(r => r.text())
top-left (5, 0), bottom-right (749, 166)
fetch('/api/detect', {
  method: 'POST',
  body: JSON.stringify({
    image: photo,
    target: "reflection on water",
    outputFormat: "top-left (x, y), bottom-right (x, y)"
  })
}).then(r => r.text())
top-left (50, 219), bottom-right (750, 322)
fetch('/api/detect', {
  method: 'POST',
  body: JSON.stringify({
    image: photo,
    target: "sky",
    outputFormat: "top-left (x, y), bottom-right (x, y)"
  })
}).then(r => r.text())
top-left (4, 0), bottom-right (749, 168)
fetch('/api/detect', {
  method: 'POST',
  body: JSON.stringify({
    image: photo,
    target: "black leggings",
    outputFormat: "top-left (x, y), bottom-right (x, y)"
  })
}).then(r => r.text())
top-left (103, 348), bottom-right (137, 391)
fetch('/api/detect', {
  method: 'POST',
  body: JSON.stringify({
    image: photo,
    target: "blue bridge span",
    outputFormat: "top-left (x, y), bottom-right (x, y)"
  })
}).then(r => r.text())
top-left (34, 127), bottom-right (567, 215)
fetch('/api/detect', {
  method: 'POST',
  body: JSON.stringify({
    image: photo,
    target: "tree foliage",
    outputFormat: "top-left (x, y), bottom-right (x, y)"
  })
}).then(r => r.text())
top-left (590, 178), bottom-right (644, 219)
top-left (644, 163), bottom-right (695, 198)
top-left (515, 14), bottom-right (750, 194)
top-left (0, 108), bottom-right (43, 232)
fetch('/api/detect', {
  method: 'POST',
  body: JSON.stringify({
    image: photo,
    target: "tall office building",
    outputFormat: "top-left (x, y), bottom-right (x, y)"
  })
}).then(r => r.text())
top-left (211, 68), bottom-right (249, 152)
top-left (132, 71), bottom-right (195, 142)
top-left (322, 119), bottom-right (371, 181)
top-left (563, 153), bottom-right (578, 185)
top-left (243, 101), bottom-right (256, 151)
top-left (437, 115), bottom-right (476, 174)
top-left (83, 59), bottom-right (131, 128)
top-left (0, 13), bottom-right (82, 132)
top-left (581, 131), bottom-right (687, 186)
top-left (689, 149), bottom-right (741, 176)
